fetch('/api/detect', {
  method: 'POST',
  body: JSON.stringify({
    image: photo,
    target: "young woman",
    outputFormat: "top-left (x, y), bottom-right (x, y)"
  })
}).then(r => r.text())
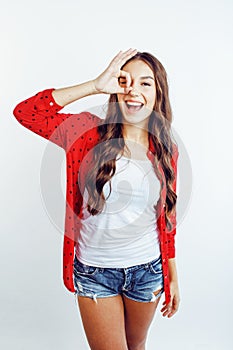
top-left (13, 48), bottom-right (180, 350)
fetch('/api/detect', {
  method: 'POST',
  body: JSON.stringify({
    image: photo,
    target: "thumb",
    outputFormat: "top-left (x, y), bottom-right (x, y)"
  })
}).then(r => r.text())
top-left (119, 70), bottom-right (132, 88)
top-left (115, 86), bottom-right (133, 95)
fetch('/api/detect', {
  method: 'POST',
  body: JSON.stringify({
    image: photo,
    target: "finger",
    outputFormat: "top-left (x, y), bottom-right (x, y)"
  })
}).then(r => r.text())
top-left (161, 299), bottom-right (170, 313)
top-left (162, 309), bottom-right (170, 317)
top-left (161, 303), bottom-right (172, 314)
top-left (119, 70), bottom-right (132, 87)
top-left (118, 49), bottom-right (138, 65)
top-left (168, 307), bottom-right (177, 318)
top-left (168, 311), bottom-right (175, 318)
top-left (115, 48), bottom-right (137, 59)
top-left (114, 87), bottom-right (132, 95)
top-left (120, 48), bottom-right (137, 58)
top-left (110, 48), bottom-right (137, 67)
top-left (167, 300), bottom-right (179, 318)
top-left (160, 305), bottom-right (167, 312)
top-left (108, 50), bottom-right (124, 67)
top-left (161, 308), bottom-right (169, 316)
top-left (115, 87), bottom-right (129, 94)
top-left (161, 301), bottom-right (172, 310)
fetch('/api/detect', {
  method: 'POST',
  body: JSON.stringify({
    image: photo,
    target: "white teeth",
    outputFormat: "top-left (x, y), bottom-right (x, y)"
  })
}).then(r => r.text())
top-left (126, 101), bottom-right (143, 106)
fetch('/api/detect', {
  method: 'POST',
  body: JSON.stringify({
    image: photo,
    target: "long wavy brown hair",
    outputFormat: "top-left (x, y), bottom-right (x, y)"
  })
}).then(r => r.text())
top-left (85, 52), bottom-right (177, 231)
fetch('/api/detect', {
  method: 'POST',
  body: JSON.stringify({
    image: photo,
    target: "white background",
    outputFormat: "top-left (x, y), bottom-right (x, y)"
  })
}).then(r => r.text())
top-left (1, 0), bottom-right (232, 349)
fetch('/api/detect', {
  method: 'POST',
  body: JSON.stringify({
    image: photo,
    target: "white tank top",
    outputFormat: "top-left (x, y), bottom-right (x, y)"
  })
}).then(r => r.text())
top-left (75, 154), bottom-right (161, 267)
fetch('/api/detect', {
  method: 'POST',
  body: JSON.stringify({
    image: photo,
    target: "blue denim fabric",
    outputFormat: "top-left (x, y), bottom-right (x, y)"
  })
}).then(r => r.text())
top-left (73, 255), bottom-right (164, 303)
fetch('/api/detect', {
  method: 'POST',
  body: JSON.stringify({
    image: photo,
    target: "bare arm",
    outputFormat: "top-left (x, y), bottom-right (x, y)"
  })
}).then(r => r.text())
top-left (13, 49), bottom-right (138, 150)
top-left (161, 145), bottom-right (180, 318)
top-left (168, 257), bottom-right (178, 282)
top-left (52, 48), bottom-right (138, 107)
top-left (161, 257), bottom-right (180, 318)
top-left (52, 80), bottom-right (99, 107)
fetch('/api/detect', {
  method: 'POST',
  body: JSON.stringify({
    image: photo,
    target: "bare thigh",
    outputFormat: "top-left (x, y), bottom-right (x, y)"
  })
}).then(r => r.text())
top-left (76, 295), bottom-right (128, 350)
top-left (123, 289), bottom-right (162, 349)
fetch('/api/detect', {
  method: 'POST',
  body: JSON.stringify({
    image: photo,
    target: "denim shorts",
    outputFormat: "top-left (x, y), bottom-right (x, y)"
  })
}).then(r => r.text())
top-left (73, 254), bottom-right (164, 303)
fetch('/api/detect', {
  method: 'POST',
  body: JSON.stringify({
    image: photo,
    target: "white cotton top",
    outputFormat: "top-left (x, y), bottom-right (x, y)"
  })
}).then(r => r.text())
top-left (75, 154), bottom-right (161, 267)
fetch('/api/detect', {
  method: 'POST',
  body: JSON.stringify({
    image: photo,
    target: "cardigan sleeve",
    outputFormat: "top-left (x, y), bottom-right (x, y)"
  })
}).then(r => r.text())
top-left (167, 143), bottom-right (179, 258)
top-left (13, 88), bottom-right (74, 150)
top-left (13, 88), bottom-right (101, 151)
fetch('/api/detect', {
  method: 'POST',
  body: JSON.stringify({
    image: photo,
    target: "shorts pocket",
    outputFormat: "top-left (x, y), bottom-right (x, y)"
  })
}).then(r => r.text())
top-left (149, 256), bottom-right (162, 275)
top-left (73, 257), bottom-right (99, 276)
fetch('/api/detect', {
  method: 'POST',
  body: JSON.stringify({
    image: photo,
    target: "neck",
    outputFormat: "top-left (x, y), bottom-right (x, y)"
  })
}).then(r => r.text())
top-left (122, 124), bottom-right (149, 145)
top-left (122, 124), bottom-right (150, 159)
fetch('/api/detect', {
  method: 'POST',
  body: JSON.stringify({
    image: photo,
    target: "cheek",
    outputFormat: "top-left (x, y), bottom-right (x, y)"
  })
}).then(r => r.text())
top-left (148, 85), bottom-right (156, 105)
top-left (149, 92), bottom-right (156, 108)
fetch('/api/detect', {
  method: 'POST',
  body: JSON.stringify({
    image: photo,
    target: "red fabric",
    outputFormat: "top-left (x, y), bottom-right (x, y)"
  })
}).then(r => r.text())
top-left (13, 88), bottom-right (179, 305)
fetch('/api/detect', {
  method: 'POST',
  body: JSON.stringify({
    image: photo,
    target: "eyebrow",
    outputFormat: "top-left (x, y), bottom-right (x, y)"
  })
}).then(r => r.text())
top-left (139, 76), bottom-right (154, 80)
top-left (119, 75), bottom-right (154, 80)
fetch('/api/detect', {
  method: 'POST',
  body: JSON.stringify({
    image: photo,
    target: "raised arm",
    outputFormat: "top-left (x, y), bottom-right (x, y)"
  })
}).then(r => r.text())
top-left (51, 80), bottom-right (99, 107)
top-left (13, 49), bottom-right (138, 149)
top-left (51, 48), bottom-right (138, 107)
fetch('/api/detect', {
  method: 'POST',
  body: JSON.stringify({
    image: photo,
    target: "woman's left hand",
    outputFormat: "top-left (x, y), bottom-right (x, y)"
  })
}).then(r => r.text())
top-left (160, 280), bottom-right (180, 318)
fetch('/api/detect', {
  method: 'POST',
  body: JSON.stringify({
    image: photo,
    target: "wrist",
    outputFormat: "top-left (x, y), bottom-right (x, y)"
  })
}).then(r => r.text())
top-left (91, 79), bottom-right (102, 94)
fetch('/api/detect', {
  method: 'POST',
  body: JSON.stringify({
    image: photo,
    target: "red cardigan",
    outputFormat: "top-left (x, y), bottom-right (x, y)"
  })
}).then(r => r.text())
top-left (13, 88), bottom-right (179, 305)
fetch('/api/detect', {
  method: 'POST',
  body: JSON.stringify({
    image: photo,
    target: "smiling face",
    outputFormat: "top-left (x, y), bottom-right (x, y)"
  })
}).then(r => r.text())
top-left (117, 59), bottom-right (156, 125)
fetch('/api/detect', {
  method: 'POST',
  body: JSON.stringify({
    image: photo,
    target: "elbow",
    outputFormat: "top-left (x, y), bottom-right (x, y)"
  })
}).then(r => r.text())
top-left (13, 103), bottom-right (23, 121)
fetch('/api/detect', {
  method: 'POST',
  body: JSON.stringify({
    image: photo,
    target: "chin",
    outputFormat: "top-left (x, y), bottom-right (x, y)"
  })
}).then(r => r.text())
top-left (122, 111), bottom-right (151, 124)
top-left (122, 113), bottom-right (150, 125)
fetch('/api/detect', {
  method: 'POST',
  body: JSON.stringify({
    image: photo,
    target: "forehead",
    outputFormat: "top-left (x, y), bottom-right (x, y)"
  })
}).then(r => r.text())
top-left (122, 59), bottom-right (153, 77)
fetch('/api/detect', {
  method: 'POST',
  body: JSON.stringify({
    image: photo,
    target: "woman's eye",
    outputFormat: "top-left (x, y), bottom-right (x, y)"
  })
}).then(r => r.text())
top-left (119, 80), bottom-right (151, 86)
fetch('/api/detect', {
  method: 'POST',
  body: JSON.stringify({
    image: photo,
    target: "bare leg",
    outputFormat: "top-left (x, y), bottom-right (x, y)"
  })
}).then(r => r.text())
top-left (76, 295), bottom-right (128, 350)
top-left (123, 289), bottom-right (162, 350)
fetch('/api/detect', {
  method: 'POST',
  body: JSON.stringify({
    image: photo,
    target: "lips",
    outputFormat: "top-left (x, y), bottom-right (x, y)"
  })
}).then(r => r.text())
top-left (124, 100), bottom-right (144, 113)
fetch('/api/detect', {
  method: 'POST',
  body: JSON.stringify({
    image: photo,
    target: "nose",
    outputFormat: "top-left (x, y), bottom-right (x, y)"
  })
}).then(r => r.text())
top-left (128, 87), bottom-right (140, 97)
